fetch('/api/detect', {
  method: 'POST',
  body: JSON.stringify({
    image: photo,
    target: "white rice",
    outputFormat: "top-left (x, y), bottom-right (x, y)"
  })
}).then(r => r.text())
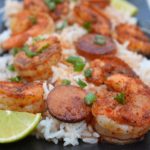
top-left (36, 116), bottom-right (99, 146)
top-left (0, 54), bottom-right (17, 81)
top-left (116, 41), bottom-right (150, 86)
top-left (105, 6), bottom-right (137, 29)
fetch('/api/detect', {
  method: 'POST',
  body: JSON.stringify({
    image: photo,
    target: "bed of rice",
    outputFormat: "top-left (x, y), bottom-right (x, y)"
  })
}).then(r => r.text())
top-left (0, 0), bottom-right (150, 146)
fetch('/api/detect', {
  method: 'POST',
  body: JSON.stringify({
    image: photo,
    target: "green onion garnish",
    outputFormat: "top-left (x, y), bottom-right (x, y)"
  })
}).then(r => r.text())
top-left (44, 0), bottom-right (63, 11)
top-left (85, 93), bottom-right (97, 105)
top-left (55, 0), bottom-right (63, 4)
top-left (76, 79), bottom-right (87, 88)
top-left (56, 20), bottom-right (68, 30)
top-left (33, 36), bottom-right (45, 42)
top-left (66, 56), bottom-right (85, 72)
top-left (23, 45), bottom-right (37, 58)
top-left (83, 21), bottom-right (92, 32)
top-left (74, 62), bottom-right (85, 72)
top-left (7, 64), bottom-right (15, 72)
top-left (9, 76), bottom-right (21, 82)
top-left (84, 69), bottom-right (92, 78)
top-left (114, 92), bottom-right (125, 104)
top-left (62, 79), bottom-right (71, 85)
top-left (11, 48), bottom-right (20, 56)
top-left (37, 44), bottom-right (49, 53)
top-left (94, 35), bottom-right (106, 45)
top-left (28, 16), bottom-right (37, 25)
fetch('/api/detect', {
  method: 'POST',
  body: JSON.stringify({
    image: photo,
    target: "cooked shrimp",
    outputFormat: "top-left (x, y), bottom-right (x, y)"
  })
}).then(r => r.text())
top-left (82, 0), bottom-right (110, 9)
top-left (92, 74), bottom-right (150, 144)
top-left (115, 24), bottom-right (150, 56)
top-left (74, 1), bottom-right (111, 36)
top-left (14, 36), bottom-right (61, 82)
top-left (1, 10), bottom-right (54, 50)
top-left (87, 56), bottom-right (137, 85)
top-left (24, 0), bottom-right (69, 20)
top-left (0, 81), bottom-right (44, 113)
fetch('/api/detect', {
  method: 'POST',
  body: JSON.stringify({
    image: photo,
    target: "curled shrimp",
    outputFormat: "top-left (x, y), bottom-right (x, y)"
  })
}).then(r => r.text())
top-left (14, 36), bottom-right (61, 82)
top-left (0, 81), bottom-right (44, 113)
top-left (24, 0), bottom-right (69, 20)
top-left (73, 0), bottom-right (112, 36)
top-left (92, 74), bottom-right (150, 144)
top-left (82, 0), bottom-right (110, 9)
top-left (86, 56), bottom-right (137, 85)
top-left (1, 10), bottom-right (54, 50)
top-left (115, 23), bottom-right (150, 56)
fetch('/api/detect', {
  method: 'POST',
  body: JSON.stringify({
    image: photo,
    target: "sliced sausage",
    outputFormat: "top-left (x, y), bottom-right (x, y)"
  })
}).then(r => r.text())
top-left (75, 34), bottom-right (117, 60)
top-left (47, 85), bottom-right (90, 123)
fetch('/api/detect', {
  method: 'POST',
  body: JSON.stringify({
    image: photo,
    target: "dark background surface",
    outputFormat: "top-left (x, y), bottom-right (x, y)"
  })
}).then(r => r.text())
top-left (0, 0), bottom-right (150, 149)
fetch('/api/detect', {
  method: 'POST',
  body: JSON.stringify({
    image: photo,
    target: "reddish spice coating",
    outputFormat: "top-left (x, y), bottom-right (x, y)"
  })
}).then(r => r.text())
top-left (47, 85), bottom-right (90, 123)
top-left (92, 74), bottom-right (150, 127)
top-left (0, 81), bottom-right (44, 113)
top-left (74, 1), bottom-right (111, 36)
top-left (87, 56), bottom-right (138, 85)
top-left (14, 36), bottom-right (61, 82)
top-left (115, 23), bottom-right (150, 56)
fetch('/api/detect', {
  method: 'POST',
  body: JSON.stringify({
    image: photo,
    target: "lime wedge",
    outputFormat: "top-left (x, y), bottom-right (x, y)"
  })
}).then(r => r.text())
top-left (111, 0), bottom-right (138, 16)
top-left (0, 110), bottom-right (41, 143)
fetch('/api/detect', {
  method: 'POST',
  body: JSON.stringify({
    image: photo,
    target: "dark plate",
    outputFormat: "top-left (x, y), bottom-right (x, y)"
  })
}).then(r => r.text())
top-left (0, 0), bottom-right (150, 150)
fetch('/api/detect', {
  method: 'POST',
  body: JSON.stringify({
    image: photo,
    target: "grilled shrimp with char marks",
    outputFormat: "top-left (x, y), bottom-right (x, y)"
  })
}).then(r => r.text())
top-left (0, 81), bottom-right (44, 113)
top-left (82, 0), bottom-right (110, 9)
top-left (92, 74), bottom-right (150, 144)
top-left (14, 36), bottom-right (61, 82)
top-left (1, 10), bottom-right (54, 50)
top-left (87, 56), bottom-right (137, 85)
top-left (115, 24), bottom-right (150, 56)
top-left (24, 0), bottom-right (69, 21)
top-left (73, 0), bottom-right (111, 36)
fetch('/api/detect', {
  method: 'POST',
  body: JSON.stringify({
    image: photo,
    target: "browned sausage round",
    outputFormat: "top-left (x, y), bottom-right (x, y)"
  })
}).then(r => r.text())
top-left (75, 34), bottom-right (117, 60)
top-left (47, 85), bottom-right (90, 122)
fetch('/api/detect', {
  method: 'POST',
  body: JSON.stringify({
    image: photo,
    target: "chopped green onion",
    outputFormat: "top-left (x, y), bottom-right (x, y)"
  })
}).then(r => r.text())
top-left (114, 92), bottom-right (125, 104)
top-left (33, 36), bottom-right (45, 42)
top-left (76, 79), bottom-right (87, 88)
top-left (11, 48), bottom-right (20, 56)
top-left (83, 21), bottom-right (92, 32)
top-left (37, 44), bottom-right (49, 53)
top-left (7, 64), bottom-right (15, 72)
top-left (74, 62), bottom-right (85, 72)
top-left (28, 16), bottom-right (37, 24)
top-left (94, 35), bottom-right (106, 45)
top-left (55, 0), bottom-right (63, 4)
top-left (23, 45), bottom-right (37, 58)
top-left (85, 93), bottom-right (97, 105)
top-left (44, 0), bottom-right (63, 11)
top-left (9, 76), bottom-right (21, 82)
top-left (62, 79), bottom-right (71, 85)
top-left (48, 1), bottom-right (56, 11)
top-left (84, 69), bottom-right (92, 78)
top-left (66, 56), bottom-right (81, 64)
top-left (56, 20), bottom-right (68, 30)
top-left (66, 56), bottom-right (85, 72)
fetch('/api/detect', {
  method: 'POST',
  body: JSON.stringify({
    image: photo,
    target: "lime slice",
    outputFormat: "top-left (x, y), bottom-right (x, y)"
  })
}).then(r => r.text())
top-left (0, 110), bottom-right (41, 143)
top-left (111, 0), bottom-right (138, 16)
